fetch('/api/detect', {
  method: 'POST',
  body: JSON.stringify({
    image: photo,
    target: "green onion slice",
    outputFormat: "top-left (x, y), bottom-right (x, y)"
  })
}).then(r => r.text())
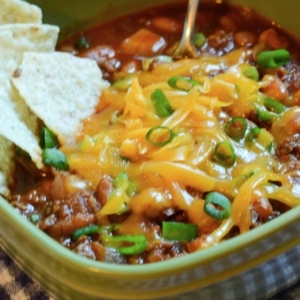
top-left (126, 182), bottom-right (136, 197)
top-left (247, 127), bottom-right (274, 151)
top-left (264, 97), bottom-right (286, 114)
top-left (146, 126), bottom-right (175, 147)
top-left (71, 224), bottom-right (117, 241)
top-left (112, 76), bottom-right (133, 91)
top-left (194, 32), bottom-right (206, 48)
top-left (113, 172), bottom-right (136, 196)
top-left (29, 213), bottom-right (40, 224)
top-left (204, 192), bottom-right (231, 220)
top-left (167, 76), bottom-right (199, 91)
top-left (256, 109), bottom-right (274, 122)
top-left (248, 127), bottom-right (261, 142)
top-left (256, 97), bottom-right (286, 122)
top-left (71, 224), bottom-right (102, 241)
top-left (243, 66), bottom-right (259, 81)
top-left (224, 117), bottom-right (248, 141)
top-left (150, 89), bottom-right (174, 117)
top-left (74, 36), bottom-right (89, 49)
top-left (113, 172), bottom-right (128, 188)
top-left (256, 49), bottom-right (291, 68)
top-left (42, 148), bottom-right (69, 170)
top-left (39, 127), bottom-right (58, 149)
top-left (214, 141), bottom-right (236, 167)
top-left (102, 234), bottom-right (148, 255)
top-left (162, 221), bottom-right (198, 241)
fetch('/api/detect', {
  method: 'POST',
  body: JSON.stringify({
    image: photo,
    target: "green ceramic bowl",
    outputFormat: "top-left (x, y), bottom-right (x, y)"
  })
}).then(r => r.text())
top-left (1, 0), bottom-right (300, 299)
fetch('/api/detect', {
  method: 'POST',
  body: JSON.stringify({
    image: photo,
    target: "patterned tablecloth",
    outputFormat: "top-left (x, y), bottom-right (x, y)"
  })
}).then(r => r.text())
top-left (1, 244), bottom-right (300, 300)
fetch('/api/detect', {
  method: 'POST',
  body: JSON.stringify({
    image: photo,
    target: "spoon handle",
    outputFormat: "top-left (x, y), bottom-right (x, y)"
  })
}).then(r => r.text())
top-left (173, 0), bottom-right (200, 60)
top-left (184, 0), bottom-right (200, 43)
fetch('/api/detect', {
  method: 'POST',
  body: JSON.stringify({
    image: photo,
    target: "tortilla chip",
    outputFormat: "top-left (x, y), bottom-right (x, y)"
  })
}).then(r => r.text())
top-left (0, 2), bottom-right (57, 196)
top-left (0, 24), bottom-right (59, 56)
top-left (0, 0), bottom-right (42, 25)
top-left (0, 23), bottom-right (59, 190)
top-left (12, 52), bottom-right (109, 145)
top-left (0, 137), bottom-right (14, 197)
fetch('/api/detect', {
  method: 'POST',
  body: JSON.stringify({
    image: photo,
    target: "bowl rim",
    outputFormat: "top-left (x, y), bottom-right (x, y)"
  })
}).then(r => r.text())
top-left (1, 194), bottom-right (300, 279)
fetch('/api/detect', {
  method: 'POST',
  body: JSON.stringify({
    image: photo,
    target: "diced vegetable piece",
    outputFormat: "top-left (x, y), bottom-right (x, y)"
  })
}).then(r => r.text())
top-left (120, 28), bottom-right (166, 56)
top-left (162, 221), bottom-right (198, 241)
top-left (256, 97), bottom-right (286, 122)
top-left (256, 49), bottom-right (291, 68)
top-left (99, 172), bottom-right (136, 216)
top-left (150, 89), bottom-right (174, 117)
top-left (142, 55), bottom-right (172, 71)
top-left (248, 127), bottom-right (274, 151)
top-left (113, 172), bottom-right (136, 196)
top-left (243, 66), bottom-right (259, 81)
top-left (248, 127), bottom-right (261, 142)
top-left (71, 224), bottom-right (102, 241)
top-left (264, 97), bottom-right (286, 114)
top-left (29, 213), bottom-right (40, 224)
top-left (167, 76), bottom-right (199, 91)
top-left (42, 148), bottom-right (69, 170)
top-left (74, 36), bottom-right (89, 49)
top-left (112, 76), bottom-right (133, 91)
top-left (40, 126), bottom-right (58, 149)
top-left (194, 32), bottom-right (206, 47)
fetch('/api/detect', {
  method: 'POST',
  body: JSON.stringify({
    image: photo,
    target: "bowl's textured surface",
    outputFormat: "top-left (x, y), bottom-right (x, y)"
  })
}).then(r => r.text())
top-left (1, 1), bottom-right (299, 299)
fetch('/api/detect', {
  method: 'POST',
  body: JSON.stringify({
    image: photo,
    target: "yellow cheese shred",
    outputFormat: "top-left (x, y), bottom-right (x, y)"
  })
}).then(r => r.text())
top-left (61, 48), bottom-right (300, 251)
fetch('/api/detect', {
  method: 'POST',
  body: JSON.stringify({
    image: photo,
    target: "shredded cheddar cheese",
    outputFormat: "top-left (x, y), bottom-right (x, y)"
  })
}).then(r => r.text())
top-left (60, 48), bottom-right (300, 250)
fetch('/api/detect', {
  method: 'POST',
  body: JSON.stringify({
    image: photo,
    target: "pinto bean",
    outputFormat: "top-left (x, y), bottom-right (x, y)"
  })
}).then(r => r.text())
top-left (46, 213), bottom-right (96, 238)
top-left (10, 187), bottom-right (48, 205)
top-left (119, 28), bottom-right (166, 56)
top-left (79, 45), bottom-right (115, 64)
top-left (219, 15), bottom-right (237, 31)
top-left (258, 28), bottom-right (289, 50)
top-left (129, 188), bottom-right (173, 219)
top-left (151, 17), bottom-right (182, 33)
top-left (251, 198), bottom-right (273, 220)
top-left (50, 173), bottom-right (68, 200)
top-left (96, 176), bottom-right (114, 207)
top-left (260, 75), bottom-right (288, 102)
top-left (121, 60), bottom-right (141, 73)
top-left (208, 30), bottom-right (234, 53)
top-left (234, 31), bottom-right (257, 47)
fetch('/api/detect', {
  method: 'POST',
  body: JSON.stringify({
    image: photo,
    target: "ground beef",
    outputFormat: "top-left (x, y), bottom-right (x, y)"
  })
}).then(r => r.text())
top-left (39, 191), bottom-right (101, 238)
top-left (276, 133), bottom-right (300, 161)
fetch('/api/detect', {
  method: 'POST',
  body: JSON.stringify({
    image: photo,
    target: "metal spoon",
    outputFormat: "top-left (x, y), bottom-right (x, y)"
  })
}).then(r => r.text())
top-left (173, 0), bottom-right (200, 60)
